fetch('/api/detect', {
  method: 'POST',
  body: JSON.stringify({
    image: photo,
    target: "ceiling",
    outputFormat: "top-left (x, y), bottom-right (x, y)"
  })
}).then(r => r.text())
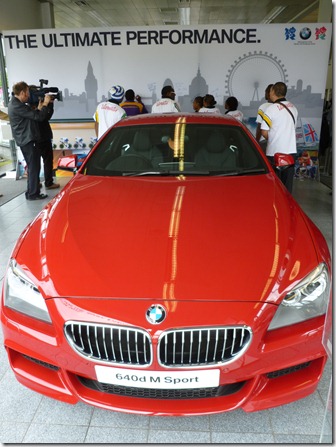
top-left (45, 0), bottom-right (323, 29)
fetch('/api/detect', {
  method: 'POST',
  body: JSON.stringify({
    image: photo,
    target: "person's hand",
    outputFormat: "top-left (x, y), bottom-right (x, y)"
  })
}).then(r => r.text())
top-left (135, 95), bottom-right (142, 102)
top-left (40, 95), bottom-right (52, 108)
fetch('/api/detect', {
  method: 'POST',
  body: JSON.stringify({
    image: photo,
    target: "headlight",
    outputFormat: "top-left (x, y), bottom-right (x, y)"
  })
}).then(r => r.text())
top-left (268, 263), bottom-right (330, 330)
top-left (4, 259), bottom-right (51, 323)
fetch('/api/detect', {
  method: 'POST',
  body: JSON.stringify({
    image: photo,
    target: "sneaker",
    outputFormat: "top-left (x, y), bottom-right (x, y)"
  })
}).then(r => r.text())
top-left (26, 193), bottom-right (48, 201)
top-left (46, 183), bottom-right (60, 190)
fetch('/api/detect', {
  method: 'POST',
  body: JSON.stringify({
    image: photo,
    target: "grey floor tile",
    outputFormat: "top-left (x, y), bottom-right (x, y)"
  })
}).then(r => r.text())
top-left (149, 414), bottom-right (210, 431)
top-left (0, 229), bottom-right (21, 245)
top-left (0, 371), bottom-right (43, 423)
top-left (32, 397), bottom-right (94, 425)
top-left (319, 412), bottom-right (333, 444)
top-left (91, 407), bottom-right (150, 428)
top-left (273, 433), bottom-right (321, 443)
top-left (268, 393), bottom-right (325, 435)
top-left (210, 409), bottom-right (272, 434)
top-left (85, 426), bottom-right (148, 443)
top-left (318, 359), bottom-right (332, 391)
top-left (0, 422), bottom-right (30, 443)
top-left (148, 429), bottom-right (211, 444)
top-left (22, 423), bottom-right (88, 443)
top-left (211, 432), bottom-right (275, 443)
top-left (0, 244), bottom-right (15, 262)
top-left (0, 344), bottom-right (10, 379)
top-left (318, 363), bottom-right (332, 408)
top-left (0, 215), bottom-right (22, 231)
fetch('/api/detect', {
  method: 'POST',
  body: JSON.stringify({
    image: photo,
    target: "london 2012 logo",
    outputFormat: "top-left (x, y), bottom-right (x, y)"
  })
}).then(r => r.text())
top-left (285, 26), bottom-right (328, 41)
top-left (315, 26), bottom-right (327, 40)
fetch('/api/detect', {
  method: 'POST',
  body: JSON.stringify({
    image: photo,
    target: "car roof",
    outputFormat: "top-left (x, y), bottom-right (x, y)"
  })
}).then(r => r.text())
top-left (113, 112), bottom-right (243, 128)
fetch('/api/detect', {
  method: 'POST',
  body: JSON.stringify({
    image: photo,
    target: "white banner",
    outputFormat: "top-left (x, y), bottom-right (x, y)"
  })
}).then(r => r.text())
top-left (3, 24), bottom-right (331, 148)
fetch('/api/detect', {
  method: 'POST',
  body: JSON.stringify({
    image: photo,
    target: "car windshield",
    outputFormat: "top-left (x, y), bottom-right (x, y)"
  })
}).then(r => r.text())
top-left (83, 122), bottom-right (268, 177)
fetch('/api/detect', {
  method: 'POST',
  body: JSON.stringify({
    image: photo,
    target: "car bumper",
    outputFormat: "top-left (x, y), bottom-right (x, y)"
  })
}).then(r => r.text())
top-left (1, 300), bottom-right (327, 416)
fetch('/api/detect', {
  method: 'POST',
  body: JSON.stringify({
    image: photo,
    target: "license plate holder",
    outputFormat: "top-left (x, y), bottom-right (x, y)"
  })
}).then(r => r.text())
top-left (95, 366), bottom-right (220, 389)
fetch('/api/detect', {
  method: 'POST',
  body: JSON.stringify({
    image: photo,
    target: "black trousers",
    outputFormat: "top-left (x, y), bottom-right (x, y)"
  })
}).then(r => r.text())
top-left (20, 141), bottom-right (41, 199)
top-left (37, 139), bottom-right (54, 187)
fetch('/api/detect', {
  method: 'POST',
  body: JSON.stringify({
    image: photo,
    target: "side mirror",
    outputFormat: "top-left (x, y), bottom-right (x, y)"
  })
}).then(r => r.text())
top-left (274, 153), bottom-right (295, 169)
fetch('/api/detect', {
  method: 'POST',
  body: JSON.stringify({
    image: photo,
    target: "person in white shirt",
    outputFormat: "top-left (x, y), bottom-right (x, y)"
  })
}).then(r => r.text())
top-left (199, 94), bottom-right (221, 114)
top-left (255, 84), bottom-right (273, 150)
top-left (93, 85), bottom-right (127, 139)
top-left (224, 96), bottom-right (243, 122)
top-left (261, 82), bottom-right (298, 193)
top-left (152, 86), bottom-right (180, 113)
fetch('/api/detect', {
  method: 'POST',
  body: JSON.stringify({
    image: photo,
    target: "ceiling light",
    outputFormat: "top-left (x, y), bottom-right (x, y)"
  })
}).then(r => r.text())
top-left (73, 0), bottom-right (90, 8)
top-left (179, 7), bottom-right (190, 25)
top-left (87, 10), bottom-right (111, 27)
top-left (261, 6), bottom-right (286, 24)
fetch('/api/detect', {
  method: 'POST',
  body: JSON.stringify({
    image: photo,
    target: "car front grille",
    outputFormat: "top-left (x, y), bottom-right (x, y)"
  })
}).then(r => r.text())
top-left (77, 375), bottom-right (247, 399)
top-left (158, 327), bottom-right (252, 367)
top-left (64, 322), bottom-right (252, 367)
top-left (64, 322), bottom-right (152, 365)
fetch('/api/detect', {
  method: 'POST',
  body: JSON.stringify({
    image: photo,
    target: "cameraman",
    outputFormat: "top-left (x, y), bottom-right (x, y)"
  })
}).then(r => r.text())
top-left (8, 81), bottom-right (52, 200)
top-left (29, 85), bottom-right (60, 190)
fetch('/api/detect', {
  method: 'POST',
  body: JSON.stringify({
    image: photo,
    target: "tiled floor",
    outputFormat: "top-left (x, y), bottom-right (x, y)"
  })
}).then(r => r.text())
top-left (0, 176), bottom-right (332, 444)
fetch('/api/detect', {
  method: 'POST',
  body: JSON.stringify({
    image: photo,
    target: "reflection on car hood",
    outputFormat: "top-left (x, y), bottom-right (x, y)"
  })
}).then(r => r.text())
top-left (16, 174), bottom-right (318, 303)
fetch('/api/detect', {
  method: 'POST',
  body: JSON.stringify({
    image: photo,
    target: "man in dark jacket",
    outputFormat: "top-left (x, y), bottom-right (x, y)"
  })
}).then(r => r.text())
top-left (29, 85), bottom-right (60, 190)
top-left (8, 81), bottom-right (52, 200)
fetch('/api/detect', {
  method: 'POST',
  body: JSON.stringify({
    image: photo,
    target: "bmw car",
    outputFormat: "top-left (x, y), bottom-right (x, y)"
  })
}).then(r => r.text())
top-left (1, 113), bottom-right (331, 416)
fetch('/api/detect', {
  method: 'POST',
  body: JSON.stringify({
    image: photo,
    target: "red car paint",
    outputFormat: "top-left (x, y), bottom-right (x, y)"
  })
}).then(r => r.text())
top-left (1, 113), bottom-right (331, 415)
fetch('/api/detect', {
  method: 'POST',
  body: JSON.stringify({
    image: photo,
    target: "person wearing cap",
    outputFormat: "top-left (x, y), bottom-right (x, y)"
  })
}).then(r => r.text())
top-left (152, 85), bottom-right (180, 113)
top-left (199, 94), bottom-right (221, 114)
top-left (93, 85), bottom-right (127, 139)
top-left (224, 96), bottom-right (244, 122)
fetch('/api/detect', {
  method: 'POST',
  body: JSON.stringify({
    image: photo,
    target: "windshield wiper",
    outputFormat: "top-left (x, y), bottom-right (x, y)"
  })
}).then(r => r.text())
top-left (123, 171), bottom-right (210, 177)
top-left (123, 171), bottom-right (164, 177)
top-left (214, 168), bottom-right (267, 177)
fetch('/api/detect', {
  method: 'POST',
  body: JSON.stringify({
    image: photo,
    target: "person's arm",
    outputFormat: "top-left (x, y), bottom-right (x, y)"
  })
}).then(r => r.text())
top-left (261, 129), bottom-right (269, 140)
top-left (46, 101), bottom-right (54, 120)
top-left (255, 123), bottom-right (262, 142)
top-left (93, 108), bottom-right (99, 137)
top-left (13, 98), bottom-right (51, 122)
top-left (37, 94), bottom-right (51, 110)
top-left (135, 95), bottom-right (148, 114)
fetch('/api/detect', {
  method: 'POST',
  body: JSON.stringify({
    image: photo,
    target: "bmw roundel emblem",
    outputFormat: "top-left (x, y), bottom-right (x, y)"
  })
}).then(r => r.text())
top-left (300, 27), bottom-right (311, 40)
top-left (146, 304), bottom-right (166, 325)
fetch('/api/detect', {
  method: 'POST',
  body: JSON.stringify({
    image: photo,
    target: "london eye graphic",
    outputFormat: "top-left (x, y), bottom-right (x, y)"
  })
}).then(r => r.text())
top-left (225, 51), bottom-right (289, 105)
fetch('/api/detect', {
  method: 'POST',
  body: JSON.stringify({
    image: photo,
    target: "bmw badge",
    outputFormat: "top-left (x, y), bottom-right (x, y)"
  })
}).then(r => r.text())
top-left (146, 304), bottom-right (166, 325)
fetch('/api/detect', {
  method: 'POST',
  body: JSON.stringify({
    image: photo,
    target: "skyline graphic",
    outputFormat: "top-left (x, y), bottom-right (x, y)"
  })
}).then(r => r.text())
top-left (53, 59), bottom-right (325, 123)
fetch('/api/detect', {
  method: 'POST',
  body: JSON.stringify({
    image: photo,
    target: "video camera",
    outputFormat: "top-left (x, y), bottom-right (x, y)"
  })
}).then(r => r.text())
top-left (28, 79), bottom-right (63, 105)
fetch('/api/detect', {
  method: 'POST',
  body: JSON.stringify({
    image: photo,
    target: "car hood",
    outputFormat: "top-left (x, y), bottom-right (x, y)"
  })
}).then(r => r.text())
top-left (15, 174), bottom-right (319, 304)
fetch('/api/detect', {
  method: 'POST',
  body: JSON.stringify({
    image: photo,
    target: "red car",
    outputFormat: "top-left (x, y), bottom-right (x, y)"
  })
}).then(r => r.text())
top-left (1, 113), bottom-right (331, 416)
